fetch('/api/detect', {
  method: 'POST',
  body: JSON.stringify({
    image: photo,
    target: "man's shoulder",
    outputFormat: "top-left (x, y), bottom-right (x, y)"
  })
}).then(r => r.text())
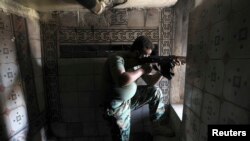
top-left (108, 53), bottom-right (124, 61)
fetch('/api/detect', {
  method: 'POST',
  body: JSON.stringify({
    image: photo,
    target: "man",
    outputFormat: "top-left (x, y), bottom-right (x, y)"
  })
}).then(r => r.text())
top-left (103, 36), bottom-right (174, 141)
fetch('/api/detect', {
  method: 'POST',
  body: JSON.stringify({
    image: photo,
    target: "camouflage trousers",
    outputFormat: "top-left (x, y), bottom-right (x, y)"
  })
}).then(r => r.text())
top-left (105, 85), bottom-right (166, 141)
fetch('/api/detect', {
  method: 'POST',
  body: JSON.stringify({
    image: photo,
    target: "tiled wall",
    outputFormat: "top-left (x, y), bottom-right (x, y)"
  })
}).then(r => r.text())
top-left (181, 0), bottom-right (250, 141)
top-left (41, 8), bottom-right (175, 140)
top-left (0, 7), bottom-right (46, 141)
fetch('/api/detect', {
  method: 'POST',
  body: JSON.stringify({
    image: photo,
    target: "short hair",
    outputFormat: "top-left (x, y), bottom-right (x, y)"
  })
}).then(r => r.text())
top-left (130, 36), bottom-right (154, 52)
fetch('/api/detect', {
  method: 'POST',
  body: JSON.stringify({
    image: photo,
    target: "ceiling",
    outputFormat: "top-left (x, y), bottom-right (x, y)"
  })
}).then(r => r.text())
top-left (12, 0), bottom-right (178, 12)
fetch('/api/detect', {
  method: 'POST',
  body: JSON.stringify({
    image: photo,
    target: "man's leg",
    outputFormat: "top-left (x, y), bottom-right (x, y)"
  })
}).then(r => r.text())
top-left (130, 85), bottom-right (175, 137)
top-left (106, 100), bottom-right (131, 141)
top-left (131, 85), bottom-right (165, 121)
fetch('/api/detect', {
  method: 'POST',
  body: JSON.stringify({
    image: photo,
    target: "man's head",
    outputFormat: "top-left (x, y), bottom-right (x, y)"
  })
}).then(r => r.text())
top-left (130, 36), bottom-right (154, 58)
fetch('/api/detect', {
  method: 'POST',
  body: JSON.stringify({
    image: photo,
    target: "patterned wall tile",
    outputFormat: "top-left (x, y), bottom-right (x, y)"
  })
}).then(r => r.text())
top-left (159, 78), bottom-right (170, 104)
top-left (228, 12), bottom-right (250, 58)
top-left (160, 8), bottom-right (174, 40)
top-left (223, 60), bottom-right (250, 110)
top-left (188, 60), bottom-right (207, 89)
top-left (201, 93), bottom-right (221, 124)
top-left (191, 87), bottom-right (203, 117)
top-left (59, 28), bottom-right (159, 44)
top-left (219, 102), bottom-right (250, 124)
top-left (0, 11), bottom-right (12, 31)
top-left (205, 60), bottom-right (224, 97)
top-left (9, 127), bottom-right (28, 141)
top-left (41, 22), bottom-right (62, 121)
top-left (4, 106), bottom-right (28, 137)
top-left (0, 63), bottom-right (19, 88)
top-left (159, 39), bottom-right (172, 56)
top-left (110, 9), bottom-right (128, 26)
top-left (0, 39), bottom-right (16, 63)
top-left (208, 21), bottom-right (229, 59)
top-left (0, 30), bottom-right (14, 40)
top-left (198, 122), bottom-right (208, 141)
top-left (209, 0), bottom-right (231, 24)
top-left (192, 29), bottom-right (209, 60)
top-left (182, 107), bottom-right (200, 141)
top-left (0, 84), bottom-right (25, 113)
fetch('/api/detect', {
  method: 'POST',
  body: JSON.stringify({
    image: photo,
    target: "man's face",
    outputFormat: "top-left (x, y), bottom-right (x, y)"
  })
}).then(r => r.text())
top-left (137, 48), bottom-right (152, 58)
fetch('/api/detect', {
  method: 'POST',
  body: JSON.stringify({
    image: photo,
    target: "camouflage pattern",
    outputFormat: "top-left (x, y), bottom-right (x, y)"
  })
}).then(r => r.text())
top-left (105, 85), bottom-right (165, 141)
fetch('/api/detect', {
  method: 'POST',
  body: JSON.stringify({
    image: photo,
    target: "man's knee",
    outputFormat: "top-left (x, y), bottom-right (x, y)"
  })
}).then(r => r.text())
top-left (151, 86), bottom-right (163, 98)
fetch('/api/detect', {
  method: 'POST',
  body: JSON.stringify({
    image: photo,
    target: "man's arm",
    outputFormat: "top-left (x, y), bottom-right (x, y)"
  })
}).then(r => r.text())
top-left (141, 71), bottom-right (163, 86)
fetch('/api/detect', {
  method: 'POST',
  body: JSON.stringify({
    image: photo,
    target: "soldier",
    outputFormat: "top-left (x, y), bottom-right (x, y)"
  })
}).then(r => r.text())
top-left (103, 36), bottom-right (175, 141)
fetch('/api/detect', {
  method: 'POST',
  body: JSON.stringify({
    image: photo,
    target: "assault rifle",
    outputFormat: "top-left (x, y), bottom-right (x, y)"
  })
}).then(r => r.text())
top-left (139, 55), bottom-right (186, 80)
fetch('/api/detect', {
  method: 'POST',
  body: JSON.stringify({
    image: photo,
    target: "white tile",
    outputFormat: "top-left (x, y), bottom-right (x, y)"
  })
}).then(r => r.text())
top-left (208, 21), bottom-right (229, 59)
top-left (128, 9), bottom-right (145, 27)
top-left (0, 11), bottom-right (12, 31)
top-left (219, 102), bottom-right (250, 124)
top-left (228, 12), bottom-right (250, 58)
top-left (9, 128), bottom-right (28, 141)
top-left (0, 39), bottom-right (17, 63)
top-left (201, 93), bottom-right (221, 124)
top-left (204, 60), bottom-right (224, 97)
top-left (0, 84), bottom-right (25, 112)
top-left (223, 60), bottom-right (250, 110)
top-left (0, 63), bottom-right (20, 88)
top-left (4, 106), bottom-right (28, 137)
top-left (146, 9), bottom-right (160, 27)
